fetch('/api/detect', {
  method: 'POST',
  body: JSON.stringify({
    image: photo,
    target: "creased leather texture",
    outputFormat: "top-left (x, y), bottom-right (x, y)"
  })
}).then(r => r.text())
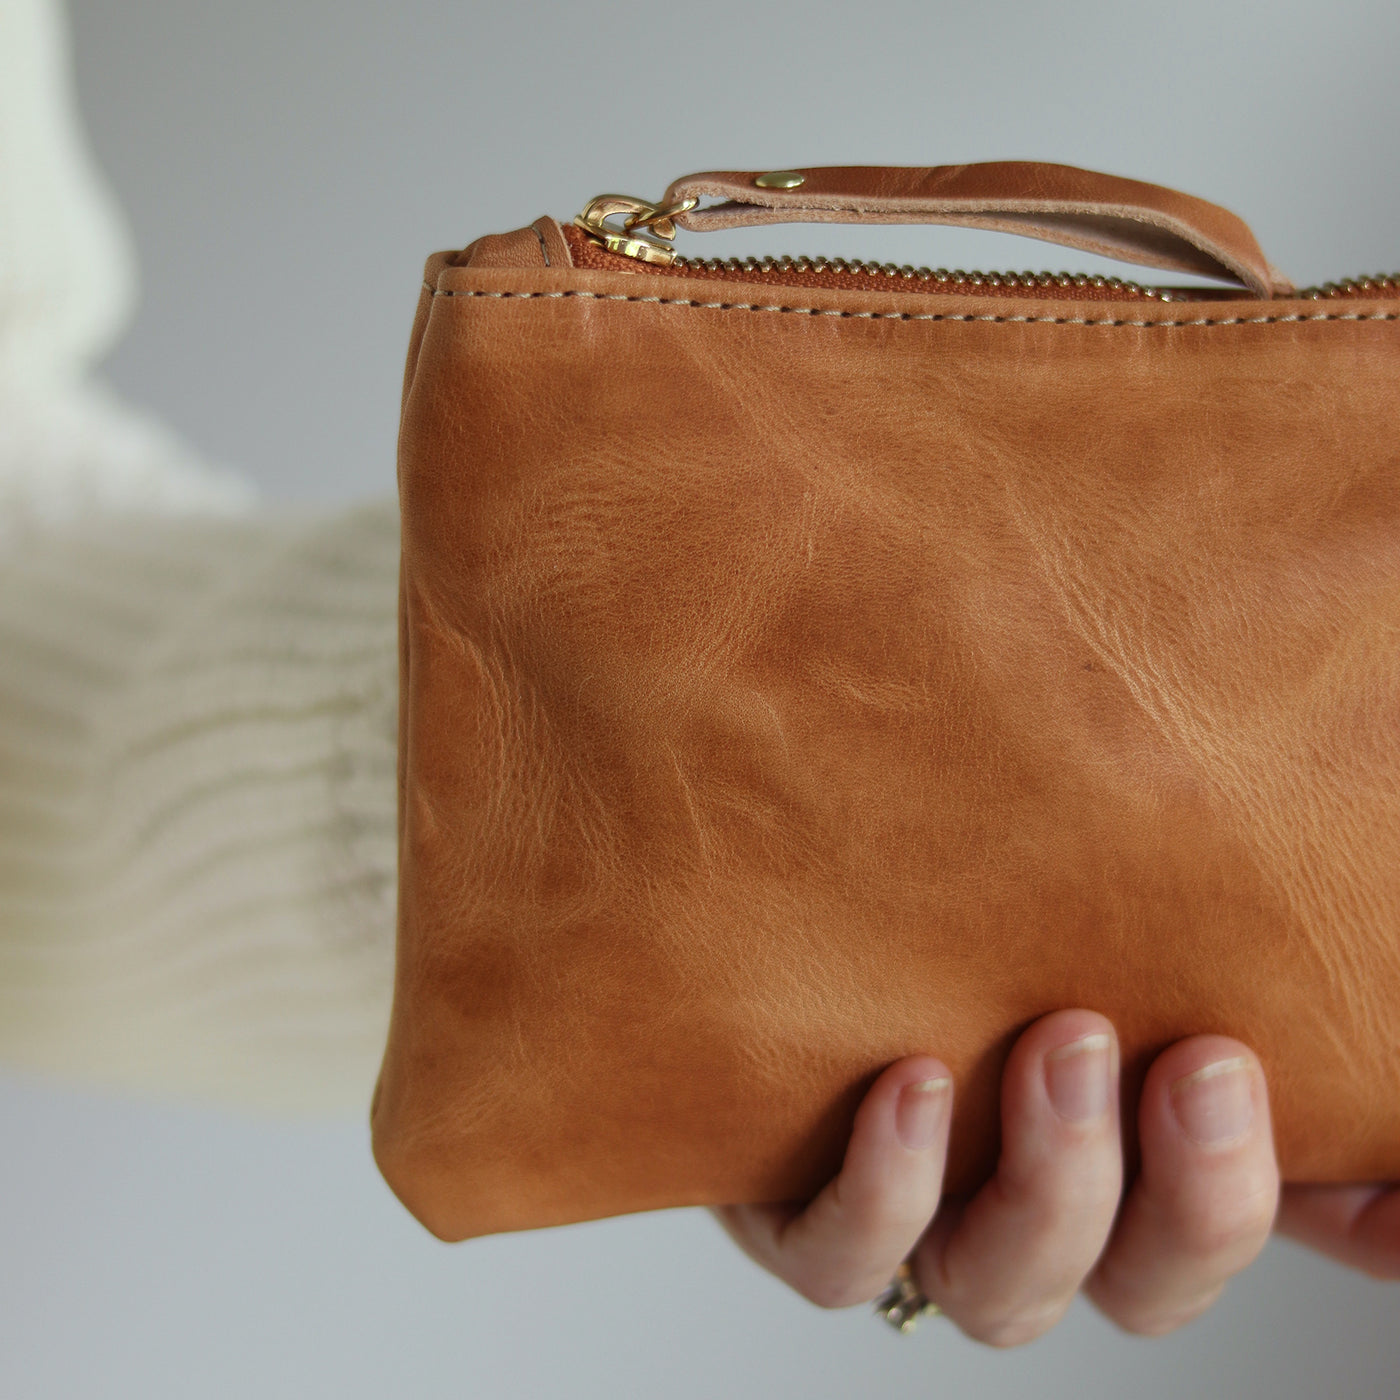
top-left (375, 198), bottom-right (1400, 1243)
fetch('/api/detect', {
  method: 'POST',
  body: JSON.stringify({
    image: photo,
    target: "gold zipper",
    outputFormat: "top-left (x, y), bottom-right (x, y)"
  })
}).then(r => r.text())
top-left (668, 252), bottom-right (1176, 299)
top-left (572, 192), bottom-right (1400, 303)
top-left (1298, 275), bottom-right (1400, 299)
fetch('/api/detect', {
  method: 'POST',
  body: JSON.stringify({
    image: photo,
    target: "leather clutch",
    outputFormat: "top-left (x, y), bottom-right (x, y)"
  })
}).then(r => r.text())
top-left (372, 161), bottom-right (1400, 1242)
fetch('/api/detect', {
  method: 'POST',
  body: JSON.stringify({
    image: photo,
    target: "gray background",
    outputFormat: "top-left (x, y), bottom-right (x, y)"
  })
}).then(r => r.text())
top-left (2, 0), bottom-right (1397, 1394)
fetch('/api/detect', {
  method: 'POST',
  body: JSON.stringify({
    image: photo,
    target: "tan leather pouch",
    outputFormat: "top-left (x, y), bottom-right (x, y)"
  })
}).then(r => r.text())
top-left (374, 161), bottom-right (1400, 1242)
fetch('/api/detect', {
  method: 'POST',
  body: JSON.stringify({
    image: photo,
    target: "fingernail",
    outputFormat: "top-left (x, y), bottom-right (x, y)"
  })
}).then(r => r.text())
top-left (1170, 1057), bottom-right (1254, 1146)
top-left (896, 1077), bottom-right (950, 1150)
top-left (1045, 1033), bottom-right (1112, 1123)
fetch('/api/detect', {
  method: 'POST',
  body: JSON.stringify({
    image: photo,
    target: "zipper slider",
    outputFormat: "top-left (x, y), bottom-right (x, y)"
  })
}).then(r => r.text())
top-left (572, 194), bottom-right (698, 267)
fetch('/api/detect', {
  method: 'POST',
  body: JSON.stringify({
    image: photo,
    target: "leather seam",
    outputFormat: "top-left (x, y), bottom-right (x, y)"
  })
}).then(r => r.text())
top-left (429, 288), bottom-right (1399, 328)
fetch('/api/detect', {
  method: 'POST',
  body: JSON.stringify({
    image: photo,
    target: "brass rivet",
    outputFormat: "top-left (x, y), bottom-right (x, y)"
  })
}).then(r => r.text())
top-left (754, 170), bottom-right (806, 190)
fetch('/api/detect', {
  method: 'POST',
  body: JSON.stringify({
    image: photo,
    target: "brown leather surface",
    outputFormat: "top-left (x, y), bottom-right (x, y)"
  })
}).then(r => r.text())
top-left (664, 162), bottom-right (1292, 298)
top-left (375, 222), bottom-right (1400, 1243)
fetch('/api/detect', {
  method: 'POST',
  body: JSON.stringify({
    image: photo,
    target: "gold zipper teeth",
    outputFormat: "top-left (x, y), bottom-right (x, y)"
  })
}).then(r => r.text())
top-left (670, 252), bottom-right (1175, 300)
top-left (1298, 273), bottom-right (1400, 299)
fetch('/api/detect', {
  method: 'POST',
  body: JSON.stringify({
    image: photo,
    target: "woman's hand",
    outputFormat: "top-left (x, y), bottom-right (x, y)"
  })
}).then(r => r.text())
top-left (712, 1011), bottom-right (1293, 1344)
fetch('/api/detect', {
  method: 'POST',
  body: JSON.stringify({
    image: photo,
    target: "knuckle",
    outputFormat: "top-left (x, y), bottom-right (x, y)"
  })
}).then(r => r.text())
top-left (1175, 1186), bottom-right (1278, 1264)
top-left (796, 1271), bottom-right (879, 1311)
top-left (796, 1276), bottom-right (851, 1310)
top-left (964, 1299), bottom-right (1071, 1350)
top-left (1111, 1287), bottom-right (1223, 1338)
top-left (1155, 1165), bottom-right (1278, 1265)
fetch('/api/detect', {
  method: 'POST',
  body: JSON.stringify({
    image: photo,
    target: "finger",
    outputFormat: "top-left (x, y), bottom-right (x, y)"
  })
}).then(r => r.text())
top-left (1276, 1183), bottom-right (1400, 1279)
top-left (711, 1055), bottom-right (952, 1308)
top-left (910, 1011), bottom-right (1123, 1347)
top-left (1085, 1037), bottom-right (1279, 1336)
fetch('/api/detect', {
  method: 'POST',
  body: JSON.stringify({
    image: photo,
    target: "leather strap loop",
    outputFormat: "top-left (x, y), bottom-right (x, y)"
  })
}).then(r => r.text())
top-left (664, 162), bottom-right (1291, 299)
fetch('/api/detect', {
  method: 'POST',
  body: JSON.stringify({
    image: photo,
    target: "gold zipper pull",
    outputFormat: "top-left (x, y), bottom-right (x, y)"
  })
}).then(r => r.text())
top-left (573, 194), bottom-right (698, 266)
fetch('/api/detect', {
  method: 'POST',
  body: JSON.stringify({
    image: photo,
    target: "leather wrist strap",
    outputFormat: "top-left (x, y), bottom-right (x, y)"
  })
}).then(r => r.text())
top-left (664, 161), bottom-right (1291, 298)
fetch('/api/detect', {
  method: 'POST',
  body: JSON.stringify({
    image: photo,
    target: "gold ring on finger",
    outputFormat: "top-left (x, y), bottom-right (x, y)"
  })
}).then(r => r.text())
top-left (873, 1260), bottom-right (944, 1335)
